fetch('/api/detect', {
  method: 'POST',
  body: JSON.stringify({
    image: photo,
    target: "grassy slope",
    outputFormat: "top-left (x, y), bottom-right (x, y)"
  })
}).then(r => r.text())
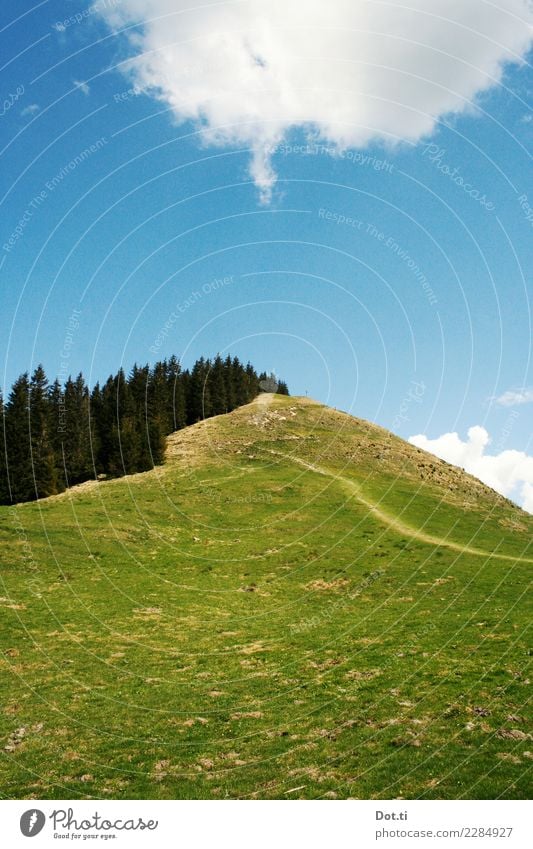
top-left (0, 395), bottom-right (531, 800)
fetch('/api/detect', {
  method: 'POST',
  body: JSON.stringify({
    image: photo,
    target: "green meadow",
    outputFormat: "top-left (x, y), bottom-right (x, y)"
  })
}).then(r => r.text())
top-left (1, 395), bottom-right (531, 799)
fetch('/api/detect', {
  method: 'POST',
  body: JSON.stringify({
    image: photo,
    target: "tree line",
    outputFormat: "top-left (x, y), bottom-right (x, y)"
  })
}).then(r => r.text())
top-left (0, 355), bottom-right (289, 504)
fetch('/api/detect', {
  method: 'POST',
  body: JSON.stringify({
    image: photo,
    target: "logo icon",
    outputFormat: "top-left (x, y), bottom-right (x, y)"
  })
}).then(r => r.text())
top-left (20, 810), bottom-right (46, 837)
top-left (259, 373), bottom-right (279, 393)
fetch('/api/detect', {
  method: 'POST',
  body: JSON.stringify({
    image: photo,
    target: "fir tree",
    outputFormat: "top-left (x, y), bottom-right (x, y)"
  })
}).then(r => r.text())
top-left (187, 357), bottom-right (211, 423)
top-left (107, 368), bottom-right (140, 476)
top-left (165, 356), bottom-right (186, 431)
top-left (209, 354), bottom-right (227, 415)
top-left (245, 363), bottom-right (259, 402)
top-left (89, 382), bottom-right (103, 475)
top-left (95, 375), bottom-right (116, 474)
top-left (29, 365), bottom-right (59, 498)
top-left (232, 356), bottom-right (248, 406)
top-left (150, 361), bottom-right (172, 435)
top-left (224, 355), bottom-right (236, 411)
top-left (48, 378), bottom-right (66, 487)
top-left (0, 352), bottom-right (287, 503)
top-left (0, 391), bottom-right (9, 504)
top-left (5, 374), bottom-right (34, 502)
top-left (129, 363), bottom-right (167, 470)
top-left (61, 374), bottom-right (93, 485)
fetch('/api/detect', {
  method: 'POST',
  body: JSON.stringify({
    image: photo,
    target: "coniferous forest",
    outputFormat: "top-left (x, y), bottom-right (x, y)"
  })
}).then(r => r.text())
top-left (0, 355), bottom-right (289, 505)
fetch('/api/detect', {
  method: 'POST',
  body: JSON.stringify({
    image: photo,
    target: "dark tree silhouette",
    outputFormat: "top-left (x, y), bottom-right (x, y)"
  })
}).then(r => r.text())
top-left (29, 366), bottom-right (60, 499)
top-left (58, 374), bottom-right (93, 485)
top-left (0, 391), bottom-right (9, 505)
top-left (0, 355), bottom-right (289, 504)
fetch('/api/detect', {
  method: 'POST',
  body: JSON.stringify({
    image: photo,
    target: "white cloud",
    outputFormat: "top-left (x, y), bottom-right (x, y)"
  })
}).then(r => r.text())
top-left (74, 80), bottom-right (91, 96)
top-left (522, 482), bottom-right (533, 513)
top-left (21, 104), bottom-right (40, 117)
top-left (495, 388), bottom-right (533, 407)
top-left (409, 426), bottom-right (533, 514)
top-left (98, 0), bottom-right (533, 200)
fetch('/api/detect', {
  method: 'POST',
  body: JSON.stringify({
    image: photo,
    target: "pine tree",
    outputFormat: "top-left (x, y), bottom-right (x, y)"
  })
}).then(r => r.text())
top-left (96, 375), bottom-right (117, 474)
top-left (144, 411), bottom-right (166, 469)
top-left (0, 390), bottom-right (9, 504)
top-left (106, 368), bottom-right (140, 476)
top-left (165, 356), bottom-right (186, 431)
top-left (245, 362), bottom-right (259, 402)
top-left (209, 354), bottom-right (227, 415)
top-left (29, 365), bottom-right (59, 498)
top-left (5, 374), bottom-right (33, 502)
top-left (128, 364), bottom-right (150, 413)
top-left (89, 382), bottom-right (103, 475)
top-left (180, 368), bottom-right (190, 421)
top-left (48, 378), bottom-right (66, 487)
top-left (187, 357), bottom-right (211, 423)
top-left (224, 354), bottom-right (236, 411)
top-left (150, 361), bottom-right (172, 434)
top-left (1, 352), bottom-right (278, 503)
top-left (232, 356), bottom-right (248, 407)
top-left (129, 363), bottom-right (166, 470)
top-left (61, 374), bottom-right (93, 485)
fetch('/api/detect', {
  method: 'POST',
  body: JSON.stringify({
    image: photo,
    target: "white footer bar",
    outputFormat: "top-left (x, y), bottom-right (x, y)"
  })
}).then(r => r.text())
top-left (1, 799), bottom-right (530, 849)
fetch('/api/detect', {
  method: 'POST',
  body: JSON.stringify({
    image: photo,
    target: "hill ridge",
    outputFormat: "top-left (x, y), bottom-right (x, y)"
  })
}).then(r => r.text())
top-left (267, 448), bottom-right (533, 563)
top-left (1, 392), bottom-right (531, 800)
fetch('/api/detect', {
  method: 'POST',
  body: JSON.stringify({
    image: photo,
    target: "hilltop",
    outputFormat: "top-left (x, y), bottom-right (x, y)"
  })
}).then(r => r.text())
top-left (0, 395), bottom-right (531, 800)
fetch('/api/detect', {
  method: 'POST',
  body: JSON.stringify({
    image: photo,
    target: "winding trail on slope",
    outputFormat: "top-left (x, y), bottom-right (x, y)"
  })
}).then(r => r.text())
top-left (270, 450), bottom-right (533, 564)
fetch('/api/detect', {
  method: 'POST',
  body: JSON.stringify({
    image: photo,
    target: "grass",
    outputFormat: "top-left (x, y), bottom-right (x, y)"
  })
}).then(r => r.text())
top-left (0, 394), bottom-right (531, 799)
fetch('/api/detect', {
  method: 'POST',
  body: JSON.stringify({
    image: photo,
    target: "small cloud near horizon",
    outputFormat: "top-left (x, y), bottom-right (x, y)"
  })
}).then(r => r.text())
top-left (494, 388), bottom-right (533, 407)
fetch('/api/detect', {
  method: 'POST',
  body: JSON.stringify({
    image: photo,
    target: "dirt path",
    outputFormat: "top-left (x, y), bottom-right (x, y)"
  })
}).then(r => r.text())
top-left (271, 451), bottom-right (533, 564)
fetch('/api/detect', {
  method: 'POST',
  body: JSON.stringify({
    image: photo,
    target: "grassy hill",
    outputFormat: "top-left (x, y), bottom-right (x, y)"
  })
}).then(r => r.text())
top-left (0, 394), bottom-right (531, 799)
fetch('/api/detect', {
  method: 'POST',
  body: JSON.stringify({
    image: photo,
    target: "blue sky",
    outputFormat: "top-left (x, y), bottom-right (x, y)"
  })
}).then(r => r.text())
top-left (1, 1), bottom-right (532, 507)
